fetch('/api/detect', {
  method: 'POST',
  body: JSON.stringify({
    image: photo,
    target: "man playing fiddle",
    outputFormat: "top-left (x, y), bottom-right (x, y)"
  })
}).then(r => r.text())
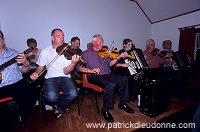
top-left (30, 28), bottom-right (79, 119)
top-left (70, 36), bottom-right (82, 53)
top-left (143, 39), bottom-right (164, 68)
top-left (70, 36), bottom-right (83, 81)
top-left (77, 34), bottom-right (134, 122)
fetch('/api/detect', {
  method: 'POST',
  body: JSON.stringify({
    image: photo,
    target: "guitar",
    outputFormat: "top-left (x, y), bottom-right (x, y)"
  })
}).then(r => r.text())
top-left (0, 47), bottom-right (34, 83)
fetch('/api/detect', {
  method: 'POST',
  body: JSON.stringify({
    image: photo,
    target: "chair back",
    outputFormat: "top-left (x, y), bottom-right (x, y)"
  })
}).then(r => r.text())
top-left (0, 97), bottom-right (13, 102)
top-left (82, 74), bottom-right (104, 92)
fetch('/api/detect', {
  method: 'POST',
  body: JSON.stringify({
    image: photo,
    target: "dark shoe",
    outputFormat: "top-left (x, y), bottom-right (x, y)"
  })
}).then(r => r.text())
top-left (101, 110), bottom-right (114, 122)
top-left (118, 103), bottom-right (134, 113)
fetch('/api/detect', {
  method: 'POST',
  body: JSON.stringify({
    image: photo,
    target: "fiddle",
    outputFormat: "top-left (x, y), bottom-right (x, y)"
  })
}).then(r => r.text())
top-left (29, 43), bottom-right (84, 83)
top-left (56, 43), bottom-right (81, 59)
top-left (151, 48), bottom-right (168, 58)
top-left (98, 48), bottom-right (134, 59)
top-left (56, 43), bottom-right (85, 63)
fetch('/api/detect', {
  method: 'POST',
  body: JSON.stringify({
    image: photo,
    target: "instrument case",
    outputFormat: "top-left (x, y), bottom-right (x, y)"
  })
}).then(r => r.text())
top-left (139, 68), bottom-right (171, 118)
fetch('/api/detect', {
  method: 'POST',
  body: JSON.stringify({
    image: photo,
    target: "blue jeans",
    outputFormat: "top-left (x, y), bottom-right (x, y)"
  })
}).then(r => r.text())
top-left (193, 101), bottom-right (200, 132)
top-left (44, 77), bottom-right (78, 113)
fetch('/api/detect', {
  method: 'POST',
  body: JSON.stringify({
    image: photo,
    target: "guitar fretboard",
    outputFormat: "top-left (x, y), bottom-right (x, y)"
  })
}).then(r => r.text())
top-left (0, 47), bottom-right (33, 71)
top-left (0, 57), bottom-right (17, 70)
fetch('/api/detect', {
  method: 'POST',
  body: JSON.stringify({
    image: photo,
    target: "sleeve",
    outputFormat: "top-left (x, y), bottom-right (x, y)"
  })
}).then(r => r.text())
top-left (36, 49), bottom-right (46, 66)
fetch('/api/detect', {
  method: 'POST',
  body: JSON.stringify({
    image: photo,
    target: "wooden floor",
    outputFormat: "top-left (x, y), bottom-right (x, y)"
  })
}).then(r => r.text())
top-left (1, 86), bottom-right (199, 132)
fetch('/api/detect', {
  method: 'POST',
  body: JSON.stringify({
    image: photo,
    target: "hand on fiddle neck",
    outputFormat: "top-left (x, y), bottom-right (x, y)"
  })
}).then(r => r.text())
top-left (63, 54), bottom-right (80, 75)
top-left (71, 54), bottom-right (80, 65)
top-left (118, 52), bottom-right (128, 59)
top-left (164, 53), bottom-right (172, 58)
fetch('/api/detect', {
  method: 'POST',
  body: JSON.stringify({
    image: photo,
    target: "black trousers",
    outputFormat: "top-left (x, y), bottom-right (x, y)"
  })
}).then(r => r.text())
top-left (88, 73), bottom-right (130, 109)
top-left (0, 79), bottom-right (36, 115)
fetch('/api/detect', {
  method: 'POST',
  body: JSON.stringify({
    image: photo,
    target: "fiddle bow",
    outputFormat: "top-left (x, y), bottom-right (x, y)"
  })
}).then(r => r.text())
top-left (149, 43), bottom-right (167, 63)
top-left (95, 41), bottom-right (115, 77)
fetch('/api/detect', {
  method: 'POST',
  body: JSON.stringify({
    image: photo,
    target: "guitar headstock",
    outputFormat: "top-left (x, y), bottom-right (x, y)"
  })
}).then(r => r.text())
top-left (22, 47), bottom-right (34, 54)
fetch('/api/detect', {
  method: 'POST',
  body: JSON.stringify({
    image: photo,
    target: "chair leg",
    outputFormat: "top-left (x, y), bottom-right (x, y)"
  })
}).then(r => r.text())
top-left (39, 89), bottom-right (44, 113)
top-left (75, 96), bottom-right (80, 116)
top-left (39, 88), bottom-right (48, 124)
top-left (94, 91), bottom-right (100, 114)
top-left (80, 88), bottom-right (85, 106)
top-left (43, 96), bottom-right (48, 124)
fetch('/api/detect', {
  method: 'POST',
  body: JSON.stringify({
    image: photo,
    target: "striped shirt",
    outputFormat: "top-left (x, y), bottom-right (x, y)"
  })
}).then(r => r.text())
top-left (0, 47), bottom-right (23, 87)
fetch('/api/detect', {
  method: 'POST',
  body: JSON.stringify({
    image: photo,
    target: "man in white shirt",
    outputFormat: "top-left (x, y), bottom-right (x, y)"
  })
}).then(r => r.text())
top-left (30, 28), bottom-right (79, 119)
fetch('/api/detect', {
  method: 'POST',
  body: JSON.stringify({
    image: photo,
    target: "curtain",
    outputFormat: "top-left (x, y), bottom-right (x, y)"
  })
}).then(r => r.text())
top-left (178, 27), bottom-right (196, 64)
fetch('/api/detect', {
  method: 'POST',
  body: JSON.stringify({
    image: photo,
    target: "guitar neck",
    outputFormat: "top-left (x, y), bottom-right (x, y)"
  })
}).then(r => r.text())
top-left (0, 47), bottom-right (33, 71)
top-left (0, 56), bottom-right (18, 70)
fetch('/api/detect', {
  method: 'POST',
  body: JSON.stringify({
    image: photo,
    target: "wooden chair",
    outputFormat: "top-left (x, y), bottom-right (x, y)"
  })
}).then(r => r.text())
top-left (81, 73), bottom-right (104, 114)
top-left (0, 96), bottom-right (24, 126)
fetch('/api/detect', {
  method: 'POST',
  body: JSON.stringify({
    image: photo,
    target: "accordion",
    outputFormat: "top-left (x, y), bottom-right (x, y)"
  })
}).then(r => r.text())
top-left (114, 48), bottom-right (148, 80)
top-left (172, 51), bottom-right (191, 70)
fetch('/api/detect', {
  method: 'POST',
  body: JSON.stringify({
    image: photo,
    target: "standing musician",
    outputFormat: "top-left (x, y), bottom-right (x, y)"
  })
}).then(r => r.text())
top-left (30, 28), bottom-right (79, 119)
top-left (77, 34), bottom-right (134, 122)
top-left (0, 30), bottom-right (35, 127)
top-left (143, 39), bottom-right (164, 68)
top-left (114, 38), bottom-right (137, 100)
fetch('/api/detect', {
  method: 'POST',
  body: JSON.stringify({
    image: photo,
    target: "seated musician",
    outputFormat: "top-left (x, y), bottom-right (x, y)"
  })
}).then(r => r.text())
top-left (30, 28), bottom-right (79, 119)
top-left (70, 36), bottom-right (83, 81)
top-left (26, 38), bottom-right (42, 70)
top-left (24, 38), bottom-right (43, 87)
top-left (0, 30), bottom-right (36, 127)
top-left (162, 40), bottom-right (175, 69)
top-left (162, 40), bottom-right (186, 98)
top-left (77, 34), bottom-right (134, 122)
top-left (143, 39), bottom-right (164, 68)
top-left (70, 36), bottom-right (82, 53)
top-left (114, 38), bottom-right (137, 100)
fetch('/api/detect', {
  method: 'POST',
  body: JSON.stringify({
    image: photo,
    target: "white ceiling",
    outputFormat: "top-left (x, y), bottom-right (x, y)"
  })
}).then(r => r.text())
top-left (131, 0), bottom-right (200, 24)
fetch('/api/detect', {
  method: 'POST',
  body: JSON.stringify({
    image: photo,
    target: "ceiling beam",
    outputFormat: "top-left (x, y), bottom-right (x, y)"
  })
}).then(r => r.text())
top-left (130, 0), bottom-right (153, 24)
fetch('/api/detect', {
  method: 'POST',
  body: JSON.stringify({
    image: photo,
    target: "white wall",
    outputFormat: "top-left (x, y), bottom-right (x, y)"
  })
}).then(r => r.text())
top-left (0, 0), bottom-right (151, 53)
top-left (151, 11), bottom-right (200, 51)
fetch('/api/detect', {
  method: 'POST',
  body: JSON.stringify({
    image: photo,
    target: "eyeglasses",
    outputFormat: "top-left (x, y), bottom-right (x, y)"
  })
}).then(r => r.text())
top-left (54, 35), bottom-right (65, 39)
